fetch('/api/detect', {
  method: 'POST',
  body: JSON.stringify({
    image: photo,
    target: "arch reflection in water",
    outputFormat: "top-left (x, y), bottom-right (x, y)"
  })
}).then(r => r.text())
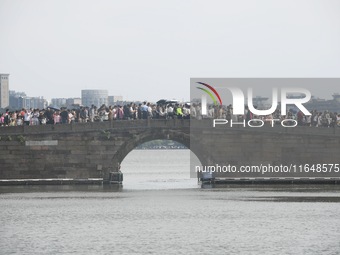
top-left (120, 140), bottom-right (201, 190)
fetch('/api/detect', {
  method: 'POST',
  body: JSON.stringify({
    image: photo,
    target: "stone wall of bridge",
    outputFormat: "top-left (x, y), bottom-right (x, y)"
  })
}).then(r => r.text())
top-left (190, 120), bottom-right (340, 178)
top-left (0, 119), bottom-right (193, 180)
top-left (0, 119), bottom-right (339, 180)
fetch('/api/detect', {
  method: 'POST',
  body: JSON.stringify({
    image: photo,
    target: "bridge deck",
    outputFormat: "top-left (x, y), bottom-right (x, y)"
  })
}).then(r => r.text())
top-left (0, 119), bottom-right (339, 136)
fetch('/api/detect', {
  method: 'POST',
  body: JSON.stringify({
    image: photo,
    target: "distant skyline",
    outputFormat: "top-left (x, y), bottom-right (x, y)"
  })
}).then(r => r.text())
top-left (1, 0), bottom-right (340, 102)
top-left (8, 84), bottom-right (340, 105)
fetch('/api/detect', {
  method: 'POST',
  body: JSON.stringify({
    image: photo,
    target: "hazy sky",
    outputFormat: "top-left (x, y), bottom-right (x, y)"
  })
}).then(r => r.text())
top-left (1, 0), bottom-right (340, 102)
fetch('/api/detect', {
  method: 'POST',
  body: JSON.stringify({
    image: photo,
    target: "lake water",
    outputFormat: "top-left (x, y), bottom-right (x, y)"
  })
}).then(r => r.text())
top-left (1, 150), bottom-right (340, 254)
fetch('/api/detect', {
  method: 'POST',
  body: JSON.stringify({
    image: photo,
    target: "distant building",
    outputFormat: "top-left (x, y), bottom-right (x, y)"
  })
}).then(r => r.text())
top-left (51, 98), bottom-right (67, 108)
top-left (0, 74), bottom-right (10, 108)
top-left (50, 98), bottom-right (82, 109)
top-left (9, 91), bottom-right (27, 109)
top-left (18, 96), bottom-right (47, 110)
top-left (66, 98), bottom-right (82, 108)
top-left (108, 95), bottom-right (123, 105)
top-left (250, 96), bottom-right (270, 109)
top-left (305, 94), bottom-right (340, 112)
top-left (9, 90), bottom-right (47, 110)
top-left (333, 93), bottom-right (340, 103)
top-left (81, 90), bottom-right (108, 107)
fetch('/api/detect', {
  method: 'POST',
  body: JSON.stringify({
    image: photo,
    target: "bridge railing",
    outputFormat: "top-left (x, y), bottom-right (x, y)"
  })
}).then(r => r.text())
top-left (190, 119), bottom-right (340, 137)
top-left (0, 119), bottom-right (190, 135)
top-left (0, 119), bottom-right (338, 136)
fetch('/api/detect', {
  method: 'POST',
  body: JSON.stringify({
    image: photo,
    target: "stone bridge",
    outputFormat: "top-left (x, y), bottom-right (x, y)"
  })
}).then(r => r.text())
top-left (0, 119), bottom-right (340, 182)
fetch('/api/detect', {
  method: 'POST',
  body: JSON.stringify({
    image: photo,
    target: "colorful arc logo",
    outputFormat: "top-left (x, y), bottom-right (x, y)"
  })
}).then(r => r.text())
top-left (196, 82), bottom-right (223, 105)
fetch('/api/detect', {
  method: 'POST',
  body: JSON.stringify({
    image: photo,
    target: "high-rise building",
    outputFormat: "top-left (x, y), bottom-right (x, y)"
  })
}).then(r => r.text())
top-left (9, 90), bottom-right (47, 110)
top-left (9, 90), bottom-right (26, 109)
top-left (17, 96), bottom-right (48, 110)
top-left (108, 95), bottom-right (123, 105)
top-left (51, 98), bottom-right (67, 108)
top-left (81, 90), bottom-right (108, 107)
top-left (66, 98), bottom-right (82, 108)
top-left (50, 98), bottom-right (82, 109)
top-left (0, 73), bottom-right (10, 108)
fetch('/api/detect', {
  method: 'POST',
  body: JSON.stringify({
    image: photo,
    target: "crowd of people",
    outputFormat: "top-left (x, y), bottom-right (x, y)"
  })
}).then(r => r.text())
top-left (0, 102), bottom-right (191, 126)
top-left (191, 104), bottom-right (340, 127)
top-left (0, 102), bottom-right (339, 127)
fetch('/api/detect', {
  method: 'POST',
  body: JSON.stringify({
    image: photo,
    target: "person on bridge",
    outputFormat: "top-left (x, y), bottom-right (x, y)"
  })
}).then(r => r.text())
top-left (89, 105), bottom-right (97, 122)
top-left (129, 103), bottom-right (137, 119)
top-left (141, 102), bottom-right (148, 119)
top-left (167, 104), bottom-right (174, 119)
top-left (53, 111), bottom-right (61, 124)
top-left (117, 105), bottom-right (124, 120)
top-left (60, 108), bottom-right (69, 124)
top-left (147, 103), bottom-right (153, 118)
top-left (23, 109), bottom-right (32, 126)
top-left (182, 104), bottom-right (190, 119)
top-left (176, 104), bottom-right (183, 119)
top-left (44, 108), bottom-right (54, 125)
top-left (31, 109), bottom-right (40, 125)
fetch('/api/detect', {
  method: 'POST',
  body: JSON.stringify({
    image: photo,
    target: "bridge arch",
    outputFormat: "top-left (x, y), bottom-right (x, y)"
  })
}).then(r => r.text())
top-left (109, 128), bottom-right (207, 175)
top-left (1, 119), bottom-right (339, 181)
